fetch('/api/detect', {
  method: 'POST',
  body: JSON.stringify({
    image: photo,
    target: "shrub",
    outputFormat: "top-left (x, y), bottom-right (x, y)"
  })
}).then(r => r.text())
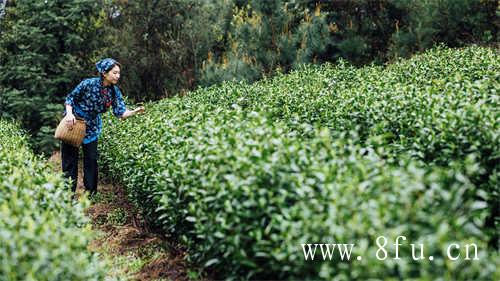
top-left (0, 120), bottom-right (107, 281)
top-left (99, 46), bottom-right (499, 280)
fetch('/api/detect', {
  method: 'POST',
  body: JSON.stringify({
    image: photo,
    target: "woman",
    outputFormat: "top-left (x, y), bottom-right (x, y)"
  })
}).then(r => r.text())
top-left (62, 58), bottom-right (144, 195)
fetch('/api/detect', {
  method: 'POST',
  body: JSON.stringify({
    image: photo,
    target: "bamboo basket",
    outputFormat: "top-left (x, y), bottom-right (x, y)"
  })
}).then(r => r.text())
top-left (54, 115), bottom-right (86, 147)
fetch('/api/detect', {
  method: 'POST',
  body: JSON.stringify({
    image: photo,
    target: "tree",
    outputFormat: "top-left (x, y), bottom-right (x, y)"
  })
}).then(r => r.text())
top-left (100, 0), bottom-right (222, 101)
top-left (388, 0), bottom-right (498, 59)
top-left (199, 0), bottom-right (331, 86)
top-left (199, 0), bottom-right (497, 85)
top-left (0, 0), bottom-right (106, 155)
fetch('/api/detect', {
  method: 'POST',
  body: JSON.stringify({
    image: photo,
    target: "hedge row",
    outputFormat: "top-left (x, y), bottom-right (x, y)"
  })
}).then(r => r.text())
top-left (192, 45), bottom-right (500, 244)
top-left (99, 46), bottom-right (499, 280)
top-left (0, 120), bottom-right (106, 281)
top-left (195, 46), bottom-right (499, 195)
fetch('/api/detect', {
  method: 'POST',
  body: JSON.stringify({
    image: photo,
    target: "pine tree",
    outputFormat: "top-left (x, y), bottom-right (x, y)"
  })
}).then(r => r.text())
top-left (199, 0), bottom-right (331, 86)
top-left (389, 0), bottom-right (498, 59)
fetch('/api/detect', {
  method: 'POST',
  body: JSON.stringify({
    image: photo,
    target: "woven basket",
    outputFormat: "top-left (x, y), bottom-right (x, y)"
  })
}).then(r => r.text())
top-left (54, 116), bottom-right (86, 147)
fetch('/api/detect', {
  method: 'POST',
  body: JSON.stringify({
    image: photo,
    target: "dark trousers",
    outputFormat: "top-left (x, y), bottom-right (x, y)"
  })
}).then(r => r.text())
top-left (61, 140), bottom-right (98, 194)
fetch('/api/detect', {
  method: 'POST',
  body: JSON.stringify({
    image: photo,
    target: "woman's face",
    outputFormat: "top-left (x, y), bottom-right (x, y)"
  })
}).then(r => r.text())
top-left (103, 65), bottom-right (121, 85)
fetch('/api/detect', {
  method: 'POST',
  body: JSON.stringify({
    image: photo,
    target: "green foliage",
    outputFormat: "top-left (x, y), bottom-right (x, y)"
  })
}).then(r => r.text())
top-left (100, 0), bottom-right (222, 100)
top-left (1, 0), bottom-right (495, 157)
top-left (0, 0), bottom-right (106, 155)
top-left (0, 119), bottom-right (107, 281)
top-left (200, 0), bottom-right (497, 85)
top-left (388, 0), bottom-right (498, 58)
top-left (107, 207), bottom-right (128, 226)
top-left (200, 1), bottom-right (331, 86)
top-left (99, 47), bottom-right (499, 280)
top-left (91, 189), bottom-right (117, 204)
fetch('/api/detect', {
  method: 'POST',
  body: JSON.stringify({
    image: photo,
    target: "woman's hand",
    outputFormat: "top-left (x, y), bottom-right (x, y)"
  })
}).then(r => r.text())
top-left (121, 106), bottom-right (145, 119)
top-left (65, 113), bottom-right (75, 129)
top-left (134, 106), bottom-right (145, 114)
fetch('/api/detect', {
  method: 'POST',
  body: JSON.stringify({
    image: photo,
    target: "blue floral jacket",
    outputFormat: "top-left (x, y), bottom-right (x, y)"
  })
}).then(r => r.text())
top-left (65, 77), bottom-right (127, 144)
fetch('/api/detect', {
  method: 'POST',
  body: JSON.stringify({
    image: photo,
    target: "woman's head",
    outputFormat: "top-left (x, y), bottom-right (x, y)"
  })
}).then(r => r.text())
top-left (96, 58), bottom-right (121, 85)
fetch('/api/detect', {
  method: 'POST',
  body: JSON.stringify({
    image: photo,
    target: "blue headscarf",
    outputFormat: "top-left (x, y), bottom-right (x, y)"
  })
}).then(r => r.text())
top-left (96, 58), bottom-right (119, 74)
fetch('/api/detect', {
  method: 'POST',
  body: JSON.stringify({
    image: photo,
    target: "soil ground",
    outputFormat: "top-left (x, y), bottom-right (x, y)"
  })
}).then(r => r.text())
top-left (48, 151), bottom-right (201, 281)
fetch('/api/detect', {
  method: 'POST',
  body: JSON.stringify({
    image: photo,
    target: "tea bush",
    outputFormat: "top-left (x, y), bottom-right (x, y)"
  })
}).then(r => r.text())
top-left (0, 120), bottom-right (107, 281)
top-left (100, 46), bottom-right (499, 280)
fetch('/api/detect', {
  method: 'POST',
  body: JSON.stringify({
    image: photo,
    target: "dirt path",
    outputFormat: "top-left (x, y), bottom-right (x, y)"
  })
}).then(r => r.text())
top-left (48, 151), bottom-right (194, 281)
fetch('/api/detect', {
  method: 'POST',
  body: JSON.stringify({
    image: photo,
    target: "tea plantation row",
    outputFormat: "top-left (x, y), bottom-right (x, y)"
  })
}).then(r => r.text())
top-left (100, 46), bottom-right (499, 280)
top-left (0, 120), bottom-right (106, 281)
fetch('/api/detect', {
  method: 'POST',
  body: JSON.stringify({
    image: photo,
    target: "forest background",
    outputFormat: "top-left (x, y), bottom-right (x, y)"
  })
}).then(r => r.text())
top-left (0, 0), bottom-right (498, 155)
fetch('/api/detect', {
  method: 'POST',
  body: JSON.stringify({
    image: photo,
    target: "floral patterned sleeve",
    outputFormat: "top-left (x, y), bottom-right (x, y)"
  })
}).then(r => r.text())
top-left (112, 86), bottom-right (127, 118)
top-left (65, 80), bottom-right (87, 106)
